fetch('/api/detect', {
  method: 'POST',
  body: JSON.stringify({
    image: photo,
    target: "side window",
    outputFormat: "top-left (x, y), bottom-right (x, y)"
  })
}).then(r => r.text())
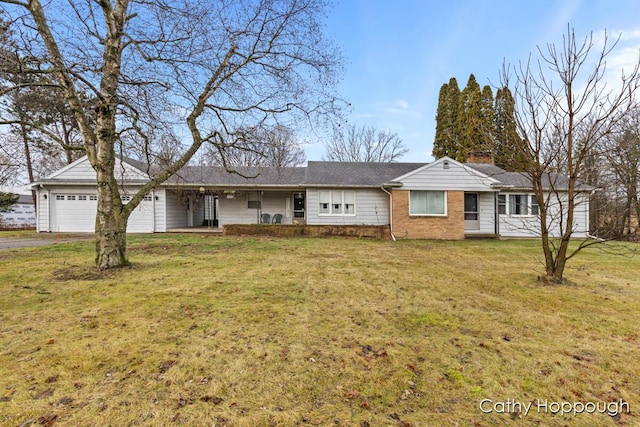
top-left (318, 191), bottom-right (330, 214)
top-left (531, 195), bottom-right (539, 215)
top-left (509, 194), bottom-right (528, 215)
top-left (498, 194), bottom-right (506, 215)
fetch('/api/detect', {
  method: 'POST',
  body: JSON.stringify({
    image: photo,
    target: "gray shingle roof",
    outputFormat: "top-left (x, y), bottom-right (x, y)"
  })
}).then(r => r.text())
top-left (166, 165), bottom-right (306, 186)
top-left (305, 161), bottom-right (426, 186)
top-left (466, 163), bottom-right (592, 191)
top-left (162, 161), bottom-right (427, 187)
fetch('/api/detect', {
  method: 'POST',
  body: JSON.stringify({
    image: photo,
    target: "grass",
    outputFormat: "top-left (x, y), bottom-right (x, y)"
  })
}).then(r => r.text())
top-left (0, 233), bottom-right (638, 426)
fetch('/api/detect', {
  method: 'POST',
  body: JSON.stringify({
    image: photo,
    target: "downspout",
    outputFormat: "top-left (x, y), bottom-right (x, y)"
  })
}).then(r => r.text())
top-left (151, 189), bottom-right (156, 232)
top-left (380, 186), bottom-right (396, 241)
top-left (34, 186), bottom-right (40, 233)
top-left (46, 187), bottom-right (50, 232)
top-left (494, 192), bottom-right (500, 236)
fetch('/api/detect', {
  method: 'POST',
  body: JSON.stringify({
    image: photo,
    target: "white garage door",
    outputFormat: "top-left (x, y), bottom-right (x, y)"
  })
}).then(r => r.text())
top-left (51, 193), bottom-right (154, 233)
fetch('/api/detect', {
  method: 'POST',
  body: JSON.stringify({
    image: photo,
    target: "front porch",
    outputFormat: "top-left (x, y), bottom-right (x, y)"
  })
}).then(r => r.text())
top-left (164, 188), bottom-right (307, 231)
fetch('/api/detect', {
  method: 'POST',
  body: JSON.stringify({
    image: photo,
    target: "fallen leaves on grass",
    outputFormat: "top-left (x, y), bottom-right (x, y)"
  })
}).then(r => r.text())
top-left (32, 387), bottom-right (54, 400)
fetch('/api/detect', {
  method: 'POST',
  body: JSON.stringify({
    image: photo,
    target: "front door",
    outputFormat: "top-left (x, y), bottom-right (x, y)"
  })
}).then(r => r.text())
top-left (464, 193), bottom-right (480, 230)
top-left (204, 194), bottom-right (219, 227)
top-left (293, 192), bottom-right (305, 222)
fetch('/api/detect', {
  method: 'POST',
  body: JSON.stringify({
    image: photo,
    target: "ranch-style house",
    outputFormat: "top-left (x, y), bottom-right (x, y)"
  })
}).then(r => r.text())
top-left (31, 152), bottom-right (592, 239)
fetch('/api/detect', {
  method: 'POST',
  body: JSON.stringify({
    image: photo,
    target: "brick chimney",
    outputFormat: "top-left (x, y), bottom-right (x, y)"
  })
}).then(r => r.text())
top-left (466, 151), bottom-right (495, 165)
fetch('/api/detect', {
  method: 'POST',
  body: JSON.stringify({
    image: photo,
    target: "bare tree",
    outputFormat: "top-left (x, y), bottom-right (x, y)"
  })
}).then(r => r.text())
top-left (598, 118), bottom-right (640, 238)
top-left (0, 0), bottom-right (343, 269)
top-left (324, 123), bottom-right (408, 162)
top-left (502, 26), bottom-right (640, 283)
top-left (204, 124), bottom-right (305, 168)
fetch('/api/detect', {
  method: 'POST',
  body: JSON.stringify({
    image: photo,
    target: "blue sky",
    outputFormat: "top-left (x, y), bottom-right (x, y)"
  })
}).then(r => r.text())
top-left (305, 0), bottom-right (640, 161)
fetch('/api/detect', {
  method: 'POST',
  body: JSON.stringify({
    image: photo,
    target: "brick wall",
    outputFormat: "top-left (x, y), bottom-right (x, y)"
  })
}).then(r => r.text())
top-left (392, 190), bottom-right (465, 240)
top-left (223, 224), bottom-right (391, 239)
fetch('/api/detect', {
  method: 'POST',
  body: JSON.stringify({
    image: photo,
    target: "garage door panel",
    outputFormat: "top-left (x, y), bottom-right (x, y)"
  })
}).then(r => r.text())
top-left (52, 193), bottom-right (153, 233)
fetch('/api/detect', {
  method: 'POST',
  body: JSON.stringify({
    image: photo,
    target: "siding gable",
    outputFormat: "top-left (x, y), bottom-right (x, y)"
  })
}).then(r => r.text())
top-left (393, 157), bottom-right (499, 191)
top-left (46, 156), bottom-right (149, 181)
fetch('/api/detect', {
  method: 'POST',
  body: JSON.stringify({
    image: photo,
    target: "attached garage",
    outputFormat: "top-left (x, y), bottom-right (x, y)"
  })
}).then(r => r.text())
top-left (49, 192), bottom-right (154, 233)
top-left (34, 157), bottom-right (157, 234)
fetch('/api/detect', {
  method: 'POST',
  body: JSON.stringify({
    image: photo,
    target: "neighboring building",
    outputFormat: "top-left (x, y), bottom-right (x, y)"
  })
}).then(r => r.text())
top-left (0, 193), bottom-right (37, 229)
top-left (30, 154), bottom-right (592, 239)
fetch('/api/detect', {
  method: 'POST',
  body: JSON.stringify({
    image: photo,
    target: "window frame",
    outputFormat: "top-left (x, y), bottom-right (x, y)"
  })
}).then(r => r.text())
top-left (318, 190), bottom-right (356, 216)
top-left (498, 194), bottom-right (506, 215)
top-left (530, 195), bottom-right (540, 215)
top-left (409, 190), bottom-right (447, 216)
top-left (508, 194), bottom-right (528, 216)
top-left (501, 193), bottom-right (539, 217)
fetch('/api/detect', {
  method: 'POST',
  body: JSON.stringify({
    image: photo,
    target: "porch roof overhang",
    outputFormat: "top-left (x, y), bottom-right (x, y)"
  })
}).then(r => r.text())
top-left (162, 183), bottom-right (306, 190)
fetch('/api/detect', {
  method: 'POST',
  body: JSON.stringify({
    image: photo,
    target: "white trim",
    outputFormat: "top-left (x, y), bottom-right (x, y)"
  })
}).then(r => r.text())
top-left (392, 156), bottom-right (501, 187)
top-left (317, 189), bottom-right (357, 217)
top-left (408, 190), bottom-right (448, 217)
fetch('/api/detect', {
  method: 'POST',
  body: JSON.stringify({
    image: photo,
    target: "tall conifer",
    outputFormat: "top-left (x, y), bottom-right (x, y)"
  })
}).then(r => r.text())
top-left (457, 74), bottom-right (483, 161)
top-left (494, 87), bottom-right (528, 170)
top-left (433, 77), bottom-right (460, 159)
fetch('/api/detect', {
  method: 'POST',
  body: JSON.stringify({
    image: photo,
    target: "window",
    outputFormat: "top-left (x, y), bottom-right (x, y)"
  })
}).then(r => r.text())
top-left (247, 193), bottom-right (261, 209)
top-left (318, 191), bottom-right (330, 214)
top-left (318, 190), bottom-right (356, 215)
top-left (56, 195), bottom-right (64, 201)
top-left (89, 195), bottom-right (98, 201)
top-left (331, 190), bottom-right (342, 214)
top-left (505, 194), bottom-right (539, 216)
top-left (67, 195), bottom-right (76, 201)
top-left (78, 195), bottom-right (87, 201)
top-left (531, 195), bottom-right (539, 215)
top-left (409, 191), bottom-right (446, 215)
top-left (509, 194), bottom-right (528, 215)
top-left (343, 191), bottom-right (355, 214)
top-left (121, 195), bottom-right (131, 202)
top-left (143, 195), bottom-right (153, 201)
top-left (498, 194), bottom-right (506, 215)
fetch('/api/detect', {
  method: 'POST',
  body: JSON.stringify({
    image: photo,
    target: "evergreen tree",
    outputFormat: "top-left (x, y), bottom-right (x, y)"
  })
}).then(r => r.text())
top-left (0, 192), bottom-right (19, 212)
top-left (433, 78), bottom-right (460, 159)
top-left (493, 87), bottom-right (528, 170)
top-left (457, 74), bottom-right (483, 162)
top-left (479, 85), bottom-right (495, 150)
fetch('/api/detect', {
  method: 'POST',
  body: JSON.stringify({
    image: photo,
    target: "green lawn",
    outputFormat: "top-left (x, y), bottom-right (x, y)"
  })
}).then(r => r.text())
top-left (0, 233), bottom-right (638, 426)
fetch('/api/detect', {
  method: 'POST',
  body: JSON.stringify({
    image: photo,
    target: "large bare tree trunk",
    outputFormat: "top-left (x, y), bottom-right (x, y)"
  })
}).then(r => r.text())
top-left (94, 140), bottom-right (128, 269)
top-left (4, 0), bottom-right (343, 269)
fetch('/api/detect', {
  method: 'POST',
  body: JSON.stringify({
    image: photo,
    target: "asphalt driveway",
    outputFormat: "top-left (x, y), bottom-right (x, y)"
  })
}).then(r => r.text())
top-left (0, 235), bottom-right (93, 250)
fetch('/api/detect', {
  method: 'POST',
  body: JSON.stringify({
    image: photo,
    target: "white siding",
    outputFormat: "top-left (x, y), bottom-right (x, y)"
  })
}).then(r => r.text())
top-left (153, 188), bottom-right (166, 232)
top-left (396, 158), bottom-right (498, 191)
top-left (46, 156), bottom-right (148, 181)
top-left (306, 188), bottom-right (389, 225)
top-left (36, 188), bottom-right (50, 232)
top-left (260, 192), bottom-right (292, 224)
top-left (165, 190), bottom-right (188, 229)
top-left (498, 191), bottom-right (590, 238)
top-left (218, 191), bottom-right (261, 225)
